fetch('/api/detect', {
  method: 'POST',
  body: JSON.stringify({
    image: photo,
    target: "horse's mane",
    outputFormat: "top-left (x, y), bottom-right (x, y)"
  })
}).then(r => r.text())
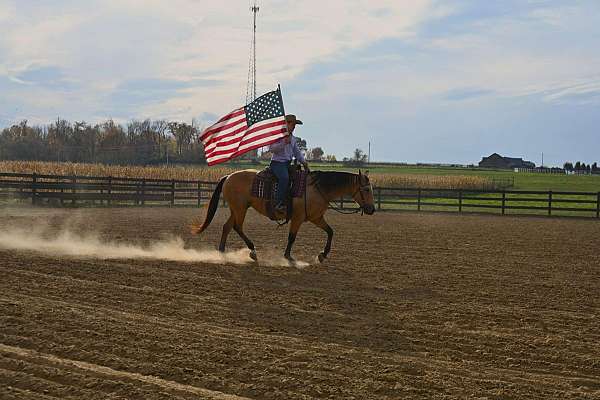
top-left (311, 171), bottom-right (359, 197)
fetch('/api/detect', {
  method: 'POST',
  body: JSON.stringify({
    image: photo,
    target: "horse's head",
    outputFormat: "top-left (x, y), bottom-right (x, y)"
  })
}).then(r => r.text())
top-left (352, 170), bottom-right (375, 215)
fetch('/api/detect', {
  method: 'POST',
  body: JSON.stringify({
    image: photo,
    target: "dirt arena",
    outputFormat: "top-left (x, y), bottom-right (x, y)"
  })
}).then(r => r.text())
top-left (1, 207), bottom-right (599, 399)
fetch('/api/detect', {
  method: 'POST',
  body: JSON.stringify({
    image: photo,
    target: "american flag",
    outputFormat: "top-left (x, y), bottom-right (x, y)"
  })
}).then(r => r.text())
top-left (200, 88), bottom-right (287, 166)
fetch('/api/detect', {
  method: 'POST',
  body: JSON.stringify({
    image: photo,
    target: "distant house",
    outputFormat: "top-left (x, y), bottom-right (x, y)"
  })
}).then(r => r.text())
top-left (479, 153), bottom-right (535, 169)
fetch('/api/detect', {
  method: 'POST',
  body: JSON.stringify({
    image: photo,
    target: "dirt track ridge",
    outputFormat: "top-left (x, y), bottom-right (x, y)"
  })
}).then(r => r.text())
top-left (2, 208), bottom-right (600, 399)
top-left (0, 344), bottom-right (251, 400)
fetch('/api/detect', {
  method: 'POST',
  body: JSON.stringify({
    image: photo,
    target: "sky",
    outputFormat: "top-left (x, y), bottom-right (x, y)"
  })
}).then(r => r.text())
top-left (1, 0), bottom-right (599, 166)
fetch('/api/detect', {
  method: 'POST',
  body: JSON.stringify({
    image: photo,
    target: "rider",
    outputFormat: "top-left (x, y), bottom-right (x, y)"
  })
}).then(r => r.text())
top-left (269, 114), bottom-right (310, 213)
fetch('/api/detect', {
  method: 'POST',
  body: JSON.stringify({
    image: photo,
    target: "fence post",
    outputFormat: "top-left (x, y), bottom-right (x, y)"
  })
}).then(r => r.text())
top-left (141, 179), bottom-right (146, 206)
top-left (501, 191), bottom-right (506, 215)
top-left (597, 192), bottom-right (599, 218)
top-left (171, 179), bottom-right (175, 206)
top-left (71, 176), bottom-right (76, 206)
top-left (31, 173), bottom-right (37, 205)
top-left (548, 191), bottom-right (552, 216)
top-left (458, 189), bottom-right (462, 212)
top-left (108, 176), bottom-right (112, 206)
top-left (377, 187), bottom-right (381, 211)
top-left (197, 181), bottom-right (202, 207)
top-left (417, 189), bottom-right (421, 211)
top-left (340, 196), bottom-right (344, 210)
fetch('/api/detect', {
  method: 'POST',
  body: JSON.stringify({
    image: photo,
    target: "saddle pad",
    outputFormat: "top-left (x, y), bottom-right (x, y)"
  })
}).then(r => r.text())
top-left (291, 170), bottom-right (308, 197)
top-left (251, 169), bottom-right (308, 199)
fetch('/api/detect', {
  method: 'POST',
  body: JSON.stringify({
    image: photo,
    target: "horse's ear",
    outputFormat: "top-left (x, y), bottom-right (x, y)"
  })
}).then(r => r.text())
top-left (364, 170), bottom-right (369, 177)
top-left (358, 169), bottom-right (362, 177)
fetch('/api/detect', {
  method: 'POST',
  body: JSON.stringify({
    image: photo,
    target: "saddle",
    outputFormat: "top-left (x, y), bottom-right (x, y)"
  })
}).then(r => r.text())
top-left (251, 165), bottom-right (308, 221)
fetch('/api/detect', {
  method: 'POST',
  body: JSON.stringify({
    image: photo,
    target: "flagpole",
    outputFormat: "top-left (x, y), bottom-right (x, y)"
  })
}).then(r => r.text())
top-left (278, 83), bottom-right (288, 135)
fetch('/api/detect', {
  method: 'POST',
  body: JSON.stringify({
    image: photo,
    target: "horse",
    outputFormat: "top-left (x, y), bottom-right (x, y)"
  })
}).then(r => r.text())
top-left (191, 170), bottom-right (375, 263)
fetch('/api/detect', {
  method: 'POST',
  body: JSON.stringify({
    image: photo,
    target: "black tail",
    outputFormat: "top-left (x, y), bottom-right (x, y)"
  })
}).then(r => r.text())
top-left (191, 176), bottom-right (227, 235)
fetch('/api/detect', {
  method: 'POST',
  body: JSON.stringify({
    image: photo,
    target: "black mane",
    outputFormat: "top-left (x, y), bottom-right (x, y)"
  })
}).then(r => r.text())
top-left (311, 171), bottom-right (360, 196)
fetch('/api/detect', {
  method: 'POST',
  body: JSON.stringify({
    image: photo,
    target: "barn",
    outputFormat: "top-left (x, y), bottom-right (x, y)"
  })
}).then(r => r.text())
top-left (479, 153), bottom-right (536, 169)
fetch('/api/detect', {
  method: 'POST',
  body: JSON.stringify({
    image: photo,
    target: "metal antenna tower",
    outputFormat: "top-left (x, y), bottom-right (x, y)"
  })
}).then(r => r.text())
top-left (246, 1), bottom-right (259, 104)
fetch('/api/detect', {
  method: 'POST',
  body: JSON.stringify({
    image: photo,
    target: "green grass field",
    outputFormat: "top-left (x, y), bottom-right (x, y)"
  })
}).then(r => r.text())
top-left (231, 160), bottom-right (600, 192)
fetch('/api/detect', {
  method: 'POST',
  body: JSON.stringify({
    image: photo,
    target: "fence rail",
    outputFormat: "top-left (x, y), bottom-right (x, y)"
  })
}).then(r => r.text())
top-left (1, 172), bottom-right (598, 218)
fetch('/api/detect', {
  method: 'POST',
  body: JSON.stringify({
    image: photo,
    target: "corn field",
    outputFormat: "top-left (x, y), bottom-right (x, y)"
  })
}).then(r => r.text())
top-left (0, 161), bottom-right (497, 190)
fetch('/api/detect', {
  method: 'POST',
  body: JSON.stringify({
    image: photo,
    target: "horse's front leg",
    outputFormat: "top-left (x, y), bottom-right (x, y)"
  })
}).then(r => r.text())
top-left (284, 218), bottom-right (303, 261)
top-left (312, 216), bottom-right (333, 263)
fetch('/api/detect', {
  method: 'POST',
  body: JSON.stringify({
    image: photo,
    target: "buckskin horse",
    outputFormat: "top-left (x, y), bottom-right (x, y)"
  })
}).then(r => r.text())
top-left (191, 170), bottom-right (375, 263)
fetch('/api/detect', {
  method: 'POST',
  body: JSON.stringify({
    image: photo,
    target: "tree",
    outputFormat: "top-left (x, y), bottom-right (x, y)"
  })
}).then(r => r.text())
top-left (168, 122), bottom-right (193, 156)
top-left (592, 162), bottom-right (598, 172)
top-left (324, 154), bottom-right (337, 162)
top-left (575, 161), bottom-right (581, 171)
top-left (563, 162), bottom-right (573, 171)
top-left (152, 120), bottom-right (169, 159)
top-left (307, 147), bottom-right (324, 161)
top-left (342, 148), bottom-right (367, 166)
top-left (294, 136), bottom-right (307, 152)
top-left (353, 148), bottom-right (368, 163)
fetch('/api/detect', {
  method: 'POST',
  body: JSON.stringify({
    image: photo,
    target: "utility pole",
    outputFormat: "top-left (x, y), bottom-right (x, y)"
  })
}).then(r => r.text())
top-left (368, 141), bottom-right (371, 164)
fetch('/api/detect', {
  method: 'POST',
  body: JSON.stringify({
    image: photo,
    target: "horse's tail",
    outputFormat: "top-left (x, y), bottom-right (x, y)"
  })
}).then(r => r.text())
top-left (190, 175), bottom-right (228, 235)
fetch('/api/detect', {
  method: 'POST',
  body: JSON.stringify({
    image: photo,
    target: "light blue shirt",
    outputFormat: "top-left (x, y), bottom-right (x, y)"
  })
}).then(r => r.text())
top-left (269, 136), bottom-right (305, 163)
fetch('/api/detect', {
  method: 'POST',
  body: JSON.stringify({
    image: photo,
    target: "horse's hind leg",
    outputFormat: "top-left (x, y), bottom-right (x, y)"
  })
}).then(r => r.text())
top-left (284, 217), bottom-right (303, 261)
top-left (232, 206), bottom-right (257, 261)
top-left (219, 214), bottom-right (234, 252)
top-left (312, 216), bottom-right (333, 263)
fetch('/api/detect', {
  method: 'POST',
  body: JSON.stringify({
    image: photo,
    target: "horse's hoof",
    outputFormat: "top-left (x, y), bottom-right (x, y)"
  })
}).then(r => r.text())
top-left (285, 255), bottom-right (295, 263)
top-left (249, 249), bottom-right (257, 261)
top-left (318, 253), bottom-right (326, 263)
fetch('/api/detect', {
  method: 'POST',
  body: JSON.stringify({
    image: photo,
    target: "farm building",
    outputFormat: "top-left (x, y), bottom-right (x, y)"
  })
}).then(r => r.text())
top-left (479, 153), bottom-right (536, 169)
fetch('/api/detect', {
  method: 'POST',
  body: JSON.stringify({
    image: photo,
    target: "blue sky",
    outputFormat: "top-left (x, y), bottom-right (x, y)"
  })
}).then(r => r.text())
top-left (1, 0), bottom-right (599, 166)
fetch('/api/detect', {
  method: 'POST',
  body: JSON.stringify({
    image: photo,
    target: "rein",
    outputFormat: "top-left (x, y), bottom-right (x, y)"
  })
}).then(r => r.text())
top-left (313, 176), bottom-right (367, 215)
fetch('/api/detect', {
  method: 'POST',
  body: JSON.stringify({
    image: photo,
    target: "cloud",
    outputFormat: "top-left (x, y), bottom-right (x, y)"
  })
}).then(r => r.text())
top-left (443, 88), bottom-right (494, 101)
top-left (541, 79), bottom-right (600, 105)
top-left (103, 78), bottom-right (221, 118)
top-left (0, 2), bottom-right (15, 22)
top-left (1, 0), bottom-right (600, 166)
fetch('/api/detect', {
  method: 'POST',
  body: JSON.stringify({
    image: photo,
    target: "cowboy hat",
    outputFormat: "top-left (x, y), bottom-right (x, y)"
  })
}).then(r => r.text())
top-left (285, 114), bottom-right (303, 125)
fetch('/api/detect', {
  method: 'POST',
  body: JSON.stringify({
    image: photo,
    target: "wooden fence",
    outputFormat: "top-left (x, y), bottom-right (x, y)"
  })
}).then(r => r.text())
top-left (1, 172), bottom-right (599, 218)
top-left (0, 172), bottom-right (218, 207)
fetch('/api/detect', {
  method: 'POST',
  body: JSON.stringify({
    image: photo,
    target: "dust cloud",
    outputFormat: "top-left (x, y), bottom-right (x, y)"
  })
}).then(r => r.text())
top-left (0, 225), bottom-right (309, 267)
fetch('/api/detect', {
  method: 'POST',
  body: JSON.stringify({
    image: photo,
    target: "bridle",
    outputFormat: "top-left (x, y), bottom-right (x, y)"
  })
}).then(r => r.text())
top-left (353, 179), bottom-right (374, 215)
top-left (321, 176), bottom-right (373, 215)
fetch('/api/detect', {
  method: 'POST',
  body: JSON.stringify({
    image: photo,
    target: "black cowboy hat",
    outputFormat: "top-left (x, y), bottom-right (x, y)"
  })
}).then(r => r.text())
top-left (285, 114), bottom-right (303, 125)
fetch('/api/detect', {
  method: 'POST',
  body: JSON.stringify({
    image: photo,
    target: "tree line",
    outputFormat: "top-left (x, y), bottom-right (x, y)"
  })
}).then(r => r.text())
top-left (563, 161), bottom-right (599, 174)
top-left (0, 118), bottom-right (338, 166)
top-left (0, 118), bottom-right (205, 165)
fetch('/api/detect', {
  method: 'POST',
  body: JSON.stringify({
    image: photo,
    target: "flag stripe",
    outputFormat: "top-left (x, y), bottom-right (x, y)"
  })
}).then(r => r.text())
top-left (205, 123), bottom-right (286, 161)
top-left (202, 108), bottom-right (244, 132)
top-left (206, 126), bottom-right (286, 159)
top-left (204, 118), bottom-right (285, 154)
top-left (200, 114), bottom-right (246, 142)
top-left (200, 88), bottom-right (287, 165)
top-left (204, 116), bottom-right (284, 154)
top-left (207, 135), bottom-right (285, 165)
top-left (203, 121), bottom-right (248, 149)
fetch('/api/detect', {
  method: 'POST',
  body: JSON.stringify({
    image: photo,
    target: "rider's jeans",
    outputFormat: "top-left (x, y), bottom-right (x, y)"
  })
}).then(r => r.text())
top-left (270, 160), bottom-right (289, 206)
